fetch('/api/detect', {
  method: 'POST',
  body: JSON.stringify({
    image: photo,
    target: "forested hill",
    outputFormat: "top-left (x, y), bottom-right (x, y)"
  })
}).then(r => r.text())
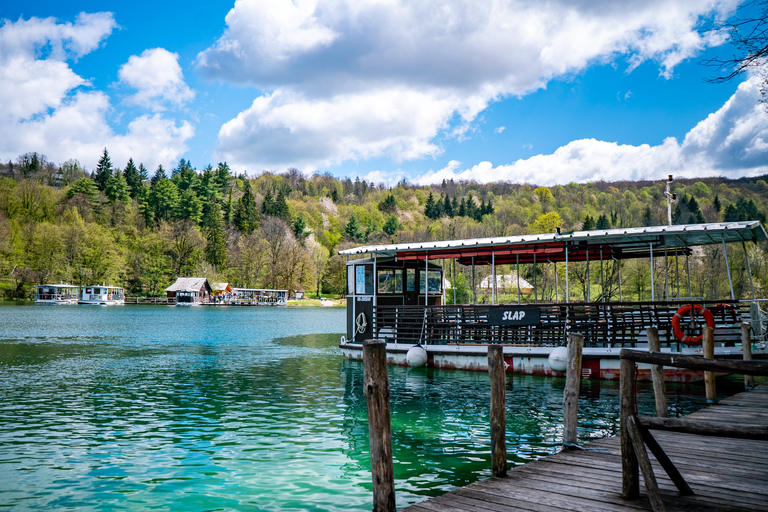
top-left (1, 150), bottom-right (767, 300)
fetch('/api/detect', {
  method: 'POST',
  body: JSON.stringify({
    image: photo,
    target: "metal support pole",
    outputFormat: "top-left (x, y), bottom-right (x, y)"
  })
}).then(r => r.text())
top-left (586, 248), bottom-right (590, 303)
top-left (686, 252), bottom-right (692, 297)
top-left (664, 247), bottom-right (669, 301)
top-left (565, 246), bottom-right (570, 304)
top-left (492, 251), bottom-right (497, 305)
top-left (742, 241), bottom-right (756, 300)
top-left (472, 257), bottom-right (476, 304)
top-left (650, 243), bottom-right (655, 301)
top-left (534, 253), bottom-right (537, 304)
top-left (675, 249), bottom-right (679, 299)
top-left (617, 258), bottom-right (622, 301)
top-left (554, 261), bottom-right (559, 302)
top-left (600, 249), bottom-right (604, 302)
top-left (516, 255), bottom-right (521, 305)
top-left (453, 259), bottom-right (457, 305)
top-left (722, 236), bottom-right (735, 301)
top-left (424, 251), bottom-right (429, 306)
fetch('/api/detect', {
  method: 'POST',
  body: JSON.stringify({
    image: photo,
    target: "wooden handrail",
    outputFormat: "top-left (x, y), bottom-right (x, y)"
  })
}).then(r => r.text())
top-left (619, 349), bottom-right (768, 375)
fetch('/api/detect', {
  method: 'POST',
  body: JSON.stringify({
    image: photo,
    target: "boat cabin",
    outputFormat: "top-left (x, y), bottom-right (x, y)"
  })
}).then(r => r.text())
top-left (345, 256), bottom-right (444, 342)
top-left (34, 284), bottom-right (79, 305)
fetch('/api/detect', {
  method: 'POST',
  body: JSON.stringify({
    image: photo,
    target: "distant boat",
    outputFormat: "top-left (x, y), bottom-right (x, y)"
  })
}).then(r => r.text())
top-left (78, 285), bottom-right (125, 305)
top-left (34, 284), bottom-right (78, 305)
top-left (175, 291), bottom-right (202, 306)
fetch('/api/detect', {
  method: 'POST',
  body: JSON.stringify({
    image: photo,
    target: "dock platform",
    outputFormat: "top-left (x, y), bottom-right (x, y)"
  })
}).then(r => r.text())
top-left (404, 383), bottom-right (768, 512)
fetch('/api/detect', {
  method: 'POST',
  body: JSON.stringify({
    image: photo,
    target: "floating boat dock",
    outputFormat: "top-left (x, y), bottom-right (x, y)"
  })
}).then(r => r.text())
top-left (404, 382), bottom-right (768, 512)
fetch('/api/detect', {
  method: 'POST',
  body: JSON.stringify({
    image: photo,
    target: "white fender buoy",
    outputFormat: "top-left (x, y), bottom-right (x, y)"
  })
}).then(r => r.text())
top-left (406, 345), bottom-right (428, 368)
top-left (548, 346), bottom-right (568, 373)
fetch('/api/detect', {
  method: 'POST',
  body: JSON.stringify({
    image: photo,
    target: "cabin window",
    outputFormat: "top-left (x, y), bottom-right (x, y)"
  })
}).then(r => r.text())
top-left (347, 266), bottom-right (355, 295)
top-left (406, 269), bottom-right (416, 292)
top-left (419, 270), bottom-right (442, 293)
top-left (377, 269), bottom-right (403, 294)
top-left (355, 265), bottom-right (374, 295)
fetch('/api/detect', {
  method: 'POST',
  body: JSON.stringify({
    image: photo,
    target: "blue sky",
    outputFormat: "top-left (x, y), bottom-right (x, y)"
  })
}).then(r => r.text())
top-left (1, 0), bottom-right (767, 186)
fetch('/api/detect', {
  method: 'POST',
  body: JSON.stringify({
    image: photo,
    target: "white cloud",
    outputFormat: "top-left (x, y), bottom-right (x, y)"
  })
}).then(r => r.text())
top-left (199, 0), bottom-right (738, 170)
top-left (410, 76), bottom-right (768, 186)
top-left (0, 15), bottom-right (194, 170)
top-left (495, 126), bottom-right (506, 134)
top-left (118, 48), bottom-right (194, 110)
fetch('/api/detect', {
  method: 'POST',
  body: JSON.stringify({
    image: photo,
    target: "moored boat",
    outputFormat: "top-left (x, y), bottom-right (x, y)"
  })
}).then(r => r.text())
top-left (338, 220), bottom-right (767, 381)
top-left (34, 284), bottom-right (79, 305)
top-left (78, 285), bottom-right (125, 305)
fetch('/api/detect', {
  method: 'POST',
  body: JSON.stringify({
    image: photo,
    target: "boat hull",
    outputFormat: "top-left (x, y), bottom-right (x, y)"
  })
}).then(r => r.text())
top-left (338, 341), bottom-right (751, 382)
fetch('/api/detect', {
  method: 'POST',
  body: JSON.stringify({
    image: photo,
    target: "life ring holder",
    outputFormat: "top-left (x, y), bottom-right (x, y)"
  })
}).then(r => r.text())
top-left (355, 312), bottom-right (368, 337)
top-left (671, 304), bottom-right (715, 346)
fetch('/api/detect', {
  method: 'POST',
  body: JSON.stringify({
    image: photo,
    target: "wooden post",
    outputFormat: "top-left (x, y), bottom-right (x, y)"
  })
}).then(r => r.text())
top-left (488, 345), bottom-right (507, 477)
top-left (702, 326), bottom-right (716, 403)
top-left (646, 327), bottom-right (667, 417)
top-left (742, 322), bottom-right (754, 389)
top-left (563, 333), bottom-right (584, 449)
top-left (620, 357), bottom-right (639, 499)
top-left (363, 339), bottom-right (396, 512)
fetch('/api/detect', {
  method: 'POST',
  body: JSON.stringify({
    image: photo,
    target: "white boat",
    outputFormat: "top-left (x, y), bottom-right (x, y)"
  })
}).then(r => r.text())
top-left (34, 284), bottom-right (79, 305)
top-left (78, 285), bottom-right (125, 305)
top-left (338, 220), bottom-right (768, 382)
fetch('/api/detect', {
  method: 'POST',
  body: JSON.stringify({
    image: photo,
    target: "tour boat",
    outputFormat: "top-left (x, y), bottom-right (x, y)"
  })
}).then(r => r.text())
top-left (338, 220), bottom-right (767, 381)
top-left (175, 291), bottom-right (202, 306)
top-left (78, 285), bottom-right (125, 305)
top-left (34, 284), bottom-right (79, 305)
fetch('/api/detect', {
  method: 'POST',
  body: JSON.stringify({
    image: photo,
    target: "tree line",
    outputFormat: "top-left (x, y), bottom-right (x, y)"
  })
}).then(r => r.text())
top-left (1, 150), bottom-right (767, 302)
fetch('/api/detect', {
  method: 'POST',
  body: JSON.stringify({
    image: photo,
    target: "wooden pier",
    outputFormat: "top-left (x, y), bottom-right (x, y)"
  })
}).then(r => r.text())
top-left (403, 382), bottom-right (768, 512)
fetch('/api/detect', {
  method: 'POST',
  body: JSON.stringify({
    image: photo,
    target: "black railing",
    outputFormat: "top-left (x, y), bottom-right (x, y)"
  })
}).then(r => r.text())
top-left (371, 300), bottom-right (750, 347)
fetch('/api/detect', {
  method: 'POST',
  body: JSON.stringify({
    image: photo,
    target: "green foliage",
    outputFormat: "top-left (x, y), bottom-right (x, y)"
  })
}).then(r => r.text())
top-left (345, 215), bottom-right (364, 241)
top-left (123, 158), bottom-right (143, 199)
top-left (150, 179), bottom-right (180, 224)
top-left (234, 180), bottom-right (259, 234)
top-left (105, 170), bottom-right (131, 204)
top-left (724, 197), bottom-right (766, 222)
top-left (204, 203), bottom-right (227, 270)
top-left (378, 193), bottom-right (397, 213)
top-left (177, 189), bottom-right (203, 225)
top-left (383, 215), bottom-right (400, 236)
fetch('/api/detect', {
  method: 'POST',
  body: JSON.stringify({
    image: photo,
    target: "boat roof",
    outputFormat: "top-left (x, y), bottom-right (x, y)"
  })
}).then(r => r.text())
top-left (165, 277), bottom-right (211, 292)
top-left (338, 221), bottom-right (767, 265)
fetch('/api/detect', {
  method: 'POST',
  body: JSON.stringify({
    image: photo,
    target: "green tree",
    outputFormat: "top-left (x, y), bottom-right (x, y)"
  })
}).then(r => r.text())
top-left (150, 179), bottom-right (180, 223)
top-left (383, 215), bottom-right (400, 236)
top-left (105, 169), bottom-right (130, 203)
top-left (123, 158), bottom-right (142, 199)
top-left (345, 215), bottom-right (364, 241)
top-left (378, 194), bottom-right (397, 214)
top-left (67, 178), bottom-right (99, 203)
top-left (177, 189), bottom-right (203, 224)
top-left (596, 214), bottom-right (610, 229)
top-left (234, 180), bottom-right (259, 234)
top-left (204, 202), bottom-right (227, 270)
top-left (292, 215), bottom-right (308, 242)
top-left (582, 215), bottom-right (596, 230)
top-left (150, 165), bottom-right (166, 186)
top-left (94, 148), bottom-right (113, 192)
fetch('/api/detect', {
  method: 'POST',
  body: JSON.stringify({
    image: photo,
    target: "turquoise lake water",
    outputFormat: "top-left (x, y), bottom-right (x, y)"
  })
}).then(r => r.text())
top-left (0, 305), bottom-right (740, 511)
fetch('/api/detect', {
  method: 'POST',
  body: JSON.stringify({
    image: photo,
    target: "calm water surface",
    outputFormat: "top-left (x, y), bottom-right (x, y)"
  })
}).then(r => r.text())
top-left (0, 305), bottom-right (737, 511)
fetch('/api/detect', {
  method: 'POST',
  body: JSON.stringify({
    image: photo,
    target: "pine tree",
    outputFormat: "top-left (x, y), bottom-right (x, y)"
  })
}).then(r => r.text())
top-left (151, 165), bottom-right (166, 186)
top-left (94, 148), bottom-right (112, 191)
top-left (383, 215), bottom-right (400, 236)
top-left (378, 194), bottom-right (397, 213)
top-left (138, 163), bottom-right (149, 182)
top-left (292, 215), bottom-right (308, 242)
top-left (443, 194), bottom-right (453, 218)
top-left (596, 214), bottom-right (610, 229)
top-left (274, 190), bottom-right (289, 219)
top-left (582, 215), bottom-right (596, 230)
top-left (642, 206), bottom-right (653, 226)
top-left (204, 202), bottom-right (227, 270)
top-left (177, 189), bottom-right (203, 224)
top-left (105, 169), bottom-right (130, 203)
top-left (458, 197), bottom-right (466, 217)
top-left (123, 158), bottom-right (142, 199)
top-left (424, 192), bottom-right (436, 219)
top-left (345, 215), bottom-right (363, 241)
top-left (261, 190), bottom-right (275, 216)
top-left (234, 180), bottom-right (258, 233)
top-left (713, 195), bottom-right (722, 213)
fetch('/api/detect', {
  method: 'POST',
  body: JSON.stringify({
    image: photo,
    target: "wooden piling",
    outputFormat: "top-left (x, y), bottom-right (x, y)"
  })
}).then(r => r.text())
top-left (646, 327), bottom-right (667, 417)
top-left (742, 322), bottom-right (755, 389)
top-left (620, 357), bottom-right (639, 500)
top-left (563, 333), bottom-right (584, 449)
top-left (702, 326), bottom-right (716, 403)
top-left (362, 339), bottom-right (396, 512)
top-left (488, 344), bottom-right (507, 477)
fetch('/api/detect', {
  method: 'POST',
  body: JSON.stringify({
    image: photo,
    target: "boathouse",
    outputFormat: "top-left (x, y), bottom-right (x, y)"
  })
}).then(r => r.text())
top-left (165, 277), bottom-right (212, 302)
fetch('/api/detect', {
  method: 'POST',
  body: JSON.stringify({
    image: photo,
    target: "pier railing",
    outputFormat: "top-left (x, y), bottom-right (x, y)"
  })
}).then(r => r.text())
top-left (371, 300), bottom-right (751, 347)
top-left (619, 348), bottom-right (768, 510)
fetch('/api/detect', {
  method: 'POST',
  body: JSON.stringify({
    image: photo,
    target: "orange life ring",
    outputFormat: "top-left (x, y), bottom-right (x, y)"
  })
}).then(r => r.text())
top-left (671, 304), bottom-right (715, 346)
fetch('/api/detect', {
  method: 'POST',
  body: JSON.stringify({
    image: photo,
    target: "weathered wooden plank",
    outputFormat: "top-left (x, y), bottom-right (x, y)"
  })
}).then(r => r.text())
top-left (638, 416), bottom-right (768, 439)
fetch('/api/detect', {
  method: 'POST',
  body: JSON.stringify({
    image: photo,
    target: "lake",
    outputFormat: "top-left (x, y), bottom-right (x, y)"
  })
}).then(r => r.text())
top-left (0, 305), bottom-right (737, 511)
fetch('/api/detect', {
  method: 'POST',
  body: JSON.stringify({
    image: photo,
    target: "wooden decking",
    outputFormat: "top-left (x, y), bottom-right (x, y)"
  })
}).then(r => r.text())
top-left (404, 384), bottom-right (768, 512)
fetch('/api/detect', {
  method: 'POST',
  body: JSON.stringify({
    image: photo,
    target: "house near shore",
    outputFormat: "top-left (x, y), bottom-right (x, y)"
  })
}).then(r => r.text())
top-left (165, 277), bottom-right (212, 303)
top-left (479, 273), bottom-right (533, 294)
top-left (211, 283), bottom-right (232, 296)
